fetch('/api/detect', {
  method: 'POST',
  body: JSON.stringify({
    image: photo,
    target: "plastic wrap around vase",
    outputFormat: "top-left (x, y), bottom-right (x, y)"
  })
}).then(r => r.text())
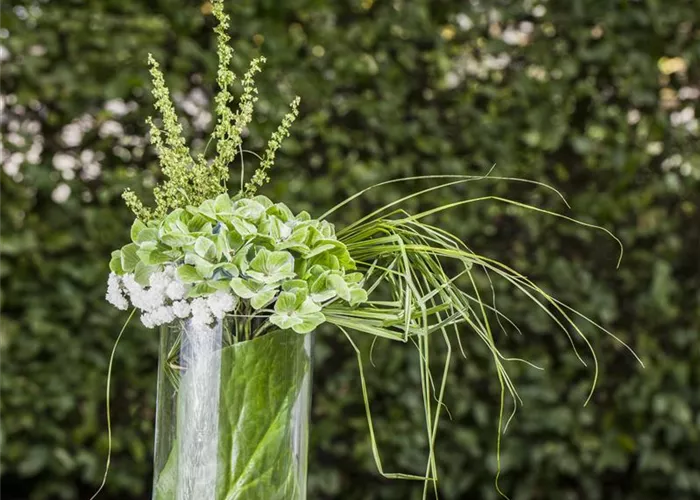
top-left (152, 318), bottom-right (313, 500)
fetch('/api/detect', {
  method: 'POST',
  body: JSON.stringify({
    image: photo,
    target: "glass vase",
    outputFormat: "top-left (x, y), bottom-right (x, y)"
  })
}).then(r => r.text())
top-left (152, 317), bottom-right (313, 500)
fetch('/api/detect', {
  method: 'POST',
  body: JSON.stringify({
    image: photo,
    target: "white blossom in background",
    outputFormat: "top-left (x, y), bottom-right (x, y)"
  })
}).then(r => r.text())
top-left (444, 71), bottom-right (461, 89)
top-left (77, 149), bottom-right (103, 181)
top-left (193, 111), bottom-right (212, 131)
top-left (53, 153), bottom-right (76, 171)
top-left (661, 154), bottom-right (683, 170)
top-left (61, 114), bottom-right (95, 147)
top-left (671, 107), bottom-right (695, 127)
top-left (104, 98), bottom-right (132, 116)
top-left (520, 21), bottom-right (534, 34)
top-left (532, 5), bottom-right (547, 17)
top-left (25, 136), bottom-right (43, 165)
top-left (502, 26), bottom-right (529, 46)
top-left (80, 162), bottom-right (102, 181)
top-left (175, 88), bottom-right (212, 132)
top-left (483, 53), bottom-right (511, 71)
top-left (61, 123), bottom-right (84, 147)
top-left (678, 87), bottom-right (700, 100)
top-left (627, 109), bottom-right (641, 125)
top-left (0, 45), bottom-right (9, 62)
top-left (646, 142), bottom-right (664, 156)
top-left (455, 13), bottom-right (473, 31)
top-left (99, 120), bottom-right (124, 138)
top-left (3, 152), bottom-right (23, 177)
top-left (189, 88), bottom-right (208, 107)
top-left (2, 98), bottom-right (44, 183)
top-left (29, 45), bottom-right (46, 57)
top-left (6, 133), bottom-right (25, 147)
top-left (527, 65), bottom-right (548, 82)
top-left (51, 183), bottom-right (71, 203)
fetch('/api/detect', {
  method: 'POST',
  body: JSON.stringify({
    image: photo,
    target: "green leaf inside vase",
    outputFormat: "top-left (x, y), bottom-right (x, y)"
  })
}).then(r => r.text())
top-left (154, 329), bottom-right (309, 500)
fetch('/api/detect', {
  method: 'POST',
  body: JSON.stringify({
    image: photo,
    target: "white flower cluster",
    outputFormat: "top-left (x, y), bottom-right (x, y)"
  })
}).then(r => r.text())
top-left (106, 266), bottom-right (237, 329)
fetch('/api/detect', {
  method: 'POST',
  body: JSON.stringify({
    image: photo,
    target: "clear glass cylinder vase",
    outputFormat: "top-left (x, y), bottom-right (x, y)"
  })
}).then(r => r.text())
top-left (152, 318), bottom-right (313, 500)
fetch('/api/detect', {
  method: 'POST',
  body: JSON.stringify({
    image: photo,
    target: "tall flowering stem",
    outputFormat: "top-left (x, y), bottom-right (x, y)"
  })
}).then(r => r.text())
top-left (122, 0), bottom-right (299, 223)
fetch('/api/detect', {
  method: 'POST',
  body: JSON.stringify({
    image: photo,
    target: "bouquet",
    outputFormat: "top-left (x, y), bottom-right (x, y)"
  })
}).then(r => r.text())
top-left (99, 1), bottom-right (640, 499)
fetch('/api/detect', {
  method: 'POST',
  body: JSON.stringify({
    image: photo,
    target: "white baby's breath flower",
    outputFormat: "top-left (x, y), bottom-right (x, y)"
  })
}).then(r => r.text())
top-left (191, 297), bottom-right (213, 328)
top-left (121, 274), bottom-right (144, 304)
top-left (207, 291), bottom-right (237, 319)
top-left (140, 306), bottom-right (175, 329)
top-left (149, 269), bottom-right (171, 291)
top-left (147, 287), bottom-right (167, 311)
top-left (172, 300), bottom-right (191, 318)
top-left (121, 274), bottom-right (140, 294)
top-left (106, 273), bottom-right (129, 310)
top-left (121, 273), bottom-right (166, 312)
top-left (128, 292), bottom-right (148, 310)
top-left (133, 287), bottom-right (160, 311)
top-left (166, 280), bottom-right (187, 300)
top-left (140, 312), bottom-right (155, 328)
top-left (151, 305), bottom-right (175, 326)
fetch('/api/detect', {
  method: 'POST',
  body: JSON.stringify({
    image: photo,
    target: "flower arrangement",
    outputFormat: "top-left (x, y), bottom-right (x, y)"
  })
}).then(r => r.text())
top-left (106, 194), bottom-right (366, 333)
top-left (98, 1), bottom-right (639, 499)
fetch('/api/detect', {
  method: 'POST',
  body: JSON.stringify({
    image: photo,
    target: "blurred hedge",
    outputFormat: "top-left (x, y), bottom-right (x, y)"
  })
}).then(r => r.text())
top-left (2, 0), bottom-right (700, 499)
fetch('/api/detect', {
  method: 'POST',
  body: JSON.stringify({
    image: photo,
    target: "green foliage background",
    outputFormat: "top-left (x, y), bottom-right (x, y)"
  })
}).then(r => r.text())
top-left (2, 0), bottom-right (699, 499)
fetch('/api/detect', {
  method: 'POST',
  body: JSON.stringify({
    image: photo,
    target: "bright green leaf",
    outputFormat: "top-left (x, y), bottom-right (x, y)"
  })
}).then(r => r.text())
top-left (120, 243), bottom-right (139, 273)
top-left (177, 265), bottom-right (202, 283)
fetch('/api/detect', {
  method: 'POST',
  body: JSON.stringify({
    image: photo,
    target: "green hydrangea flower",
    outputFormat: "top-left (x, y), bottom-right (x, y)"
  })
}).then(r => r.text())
top-left (269, 289), bottom-right (325, 334)
top-left (109, 193), bottom-right (367, 333)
